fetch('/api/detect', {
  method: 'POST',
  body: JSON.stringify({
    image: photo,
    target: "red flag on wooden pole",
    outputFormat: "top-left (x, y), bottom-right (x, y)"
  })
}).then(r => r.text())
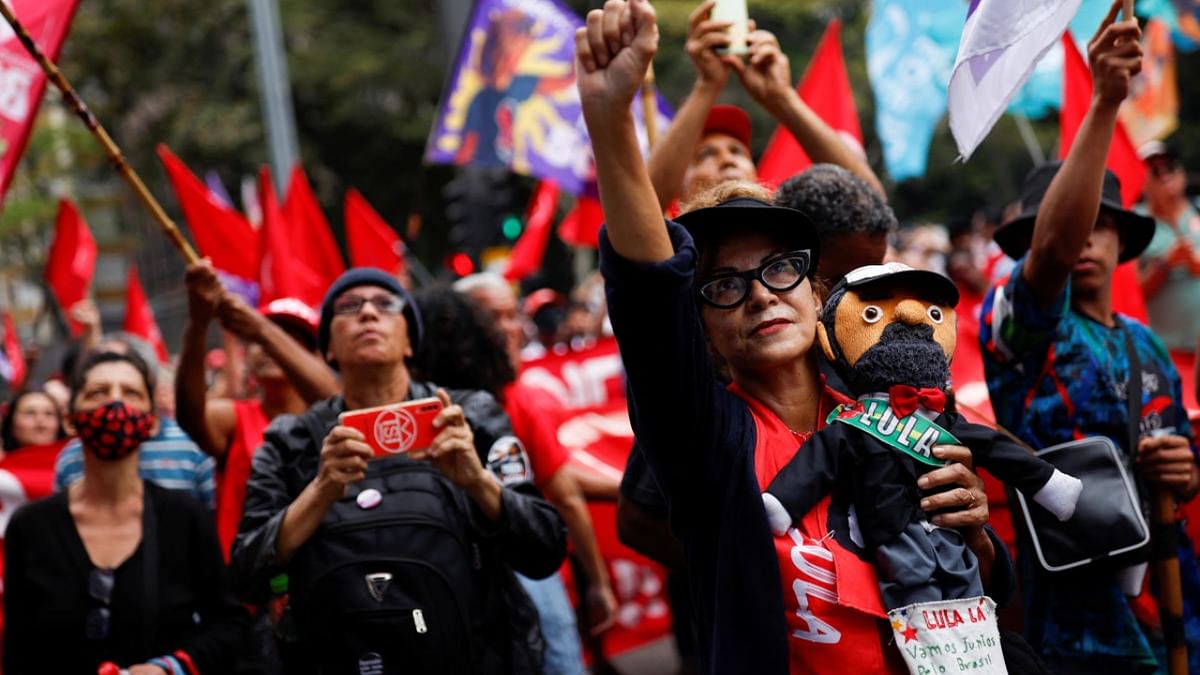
top-left (1060, 32), bottom-right (1148, 322)
top-left (2, 311), bottom-right (26, 388)
top-left (344, 188), bottom-right (406, 277)
top-left (122, 265), bottom-right (168, 363)
top-left (504, 180), bottom-right (560, 281)
top-left (756, 19), bottom-right (863, 187)
top-left (157, 145), bottom-right (260, 281)
top-left (259, 168), bottom-right (327, 308)
top-left (0, 0), bottom-right (80, 204)
top-left (282, 166), bottom-right (345, 287)
top-left (43, 199), bottom-right (96, 335)
top-left (558, 195), bottom-right (604, 249)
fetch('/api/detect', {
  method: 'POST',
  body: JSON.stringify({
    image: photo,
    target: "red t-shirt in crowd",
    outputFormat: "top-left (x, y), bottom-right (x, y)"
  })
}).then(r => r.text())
top-left (215, 399), bottom-right (269, 559)
top-left (501, 382), bottom-right (571, 491)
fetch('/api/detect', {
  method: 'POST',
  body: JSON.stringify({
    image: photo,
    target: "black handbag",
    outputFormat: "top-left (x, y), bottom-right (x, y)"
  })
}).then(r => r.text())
top-left (1010, 326), bottom-right (1152, 574)
top-left (1013, 436), bottom-right (1150, 573)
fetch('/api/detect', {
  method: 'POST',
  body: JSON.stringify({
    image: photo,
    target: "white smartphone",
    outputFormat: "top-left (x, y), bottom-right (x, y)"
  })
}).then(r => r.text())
top-left (712, 0), bottom-right (749, 56)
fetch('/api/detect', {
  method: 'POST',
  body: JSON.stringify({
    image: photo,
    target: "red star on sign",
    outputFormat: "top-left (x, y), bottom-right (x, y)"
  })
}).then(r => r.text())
top-left (901, 624), bottom-right (919, 643)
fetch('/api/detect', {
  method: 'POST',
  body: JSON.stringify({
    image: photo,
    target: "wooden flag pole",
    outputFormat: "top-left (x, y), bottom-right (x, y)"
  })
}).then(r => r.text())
top-left (1123, 0), bottom-right (1135, 21)
top-left (1150, 486), bottom-right (1189, 675)
top-left (0, 3), bottom-right (199, 263)
top-left (641, 63), bottom-right (658, 149)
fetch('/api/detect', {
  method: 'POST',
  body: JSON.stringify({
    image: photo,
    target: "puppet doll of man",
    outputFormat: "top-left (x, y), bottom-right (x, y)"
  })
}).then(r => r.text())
top-left (762, 263), bottom-right (1082, 612)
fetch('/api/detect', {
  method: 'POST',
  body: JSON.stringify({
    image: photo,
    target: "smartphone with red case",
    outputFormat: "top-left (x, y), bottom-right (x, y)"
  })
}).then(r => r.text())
top-left (338, 397), bottom-right (444, 457)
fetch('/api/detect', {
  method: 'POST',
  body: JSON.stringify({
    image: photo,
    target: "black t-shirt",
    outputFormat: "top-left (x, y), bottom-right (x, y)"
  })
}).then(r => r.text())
top-left (3, 483), bottom-right (248, 674)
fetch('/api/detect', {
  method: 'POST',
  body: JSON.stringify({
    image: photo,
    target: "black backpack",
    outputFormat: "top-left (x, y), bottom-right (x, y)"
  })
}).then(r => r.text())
top-left (286, 404), bottom-right (521, 675)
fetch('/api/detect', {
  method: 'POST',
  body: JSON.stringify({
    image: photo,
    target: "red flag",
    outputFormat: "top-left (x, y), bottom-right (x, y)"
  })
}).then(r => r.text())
top-left (1060, 33), bottom-right (1149, 322)
top-left (2, 311), bottom-right (26, 388)
top-left (504, 180), bottom-right (560, 281)
top-left (282, 166), bottom-right (345, 287)
top-left (157, 145), bottom-right (260, 281)
top-left (756, 19), bottom-right (863, 188)
top-left (1060, 32), bottom-right (1147, 207)
top-left (344, 188), bottom-right (406, 276)
top-left (0, 1), bottom-right (80, 204)
top-left (43, 199), bottom-right (96, 335)
top-left (558, 195), bottom-right (603, 249)
top-left (122, 265), bottom-right (169, 363)
top-left (259, 168), bottom-right (327, 307)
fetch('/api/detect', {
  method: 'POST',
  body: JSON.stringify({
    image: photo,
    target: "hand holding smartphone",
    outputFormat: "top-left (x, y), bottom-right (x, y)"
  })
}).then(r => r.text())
top-left (712, 0), bottom-right (748, 55)
top-left (338, 398), bottom-right (445, 457)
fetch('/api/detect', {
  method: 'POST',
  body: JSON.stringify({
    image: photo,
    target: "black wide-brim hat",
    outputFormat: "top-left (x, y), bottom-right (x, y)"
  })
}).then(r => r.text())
top-left (675, 197), bottom-right (821, 276)
top-left (994, 161), bottom-right (1155, 264)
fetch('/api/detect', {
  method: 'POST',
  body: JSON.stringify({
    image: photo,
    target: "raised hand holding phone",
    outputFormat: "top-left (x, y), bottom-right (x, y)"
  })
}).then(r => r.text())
top-left (711, 0), bottom-right (748, 55)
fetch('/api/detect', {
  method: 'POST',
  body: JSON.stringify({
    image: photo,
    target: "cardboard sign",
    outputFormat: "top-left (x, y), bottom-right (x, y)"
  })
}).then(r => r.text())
top-left (888, 596), bottom-right (1006, 675)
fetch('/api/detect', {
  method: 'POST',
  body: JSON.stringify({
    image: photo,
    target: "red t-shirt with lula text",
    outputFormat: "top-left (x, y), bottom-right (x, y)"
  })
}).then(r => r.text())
top-left (729, 383), bottom-right (908, 675)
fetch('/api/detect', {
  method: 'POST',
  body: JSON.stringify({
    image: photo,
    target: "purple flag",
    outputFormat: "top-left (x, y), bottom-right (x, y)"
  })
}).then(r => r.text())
top-left (424, 0), bottom-right (670, 195)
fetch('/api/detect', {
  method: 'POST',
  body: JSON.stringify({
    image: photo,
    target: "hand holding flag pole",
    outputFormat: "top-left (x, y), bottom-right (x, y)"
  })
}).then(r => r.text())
top-left (0, 2), bottom-right (199, 263)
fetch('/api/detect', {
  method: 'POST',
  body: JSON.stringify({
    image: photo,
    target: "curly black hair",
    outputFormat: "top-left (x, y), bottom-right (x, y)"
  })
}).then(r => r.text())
top-left (774, 164), bottom-right (896, 238)
top-left (1, 387), bottom-right (67, 451)
top-left (411, 286), bottom-right (516, 399)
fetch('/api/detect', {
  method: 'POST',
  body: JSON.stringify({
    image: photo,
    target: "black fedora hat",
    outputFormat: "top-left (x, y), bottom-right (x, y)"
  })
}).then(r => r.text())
top-left (994, 161), bottom-right (1155, 264)
top-left (676, 197), bottom-right (821, 276)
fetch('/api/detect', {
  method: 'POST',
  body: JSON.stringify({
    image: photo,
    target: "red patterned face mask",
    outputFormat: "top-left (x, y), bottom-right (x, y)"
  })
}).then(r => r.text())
top-left (70, 401), bottom-right (155, 461)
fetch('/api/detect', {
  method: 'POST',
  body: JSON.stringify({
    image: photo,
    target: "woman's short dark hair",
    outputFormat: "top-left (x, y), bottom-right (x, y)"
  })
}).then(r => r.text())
top-left (411, 286), bottom-right (516, 398)
top-left (68, 349), bottom-right (157, 414)
top-left (1, 387), bottom-right (67, 451)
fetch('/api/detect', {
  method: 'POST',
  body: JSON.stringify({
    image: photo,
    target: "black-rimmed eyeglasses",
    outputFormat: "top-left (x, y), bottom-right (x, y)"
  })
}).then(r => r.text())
top-left (332, 293), bottom-right (406, 316)
top-left (697, 250), bottom-right (812, 309)
top-left (86, 567), bottom-right (115, 641)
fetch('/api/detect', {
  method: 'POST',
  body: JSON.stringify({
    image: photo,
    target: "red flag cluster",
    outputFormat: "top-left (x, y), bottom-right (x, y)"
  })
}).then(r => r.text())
top-left (158, 148), bottom-right (408, 309)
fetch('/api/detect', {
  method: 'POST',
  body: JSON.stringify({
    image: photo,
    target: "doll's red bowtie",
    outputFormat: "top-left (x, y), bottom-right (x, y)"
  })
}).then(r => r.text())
top-left (888, 385), bottom-right (947, 417)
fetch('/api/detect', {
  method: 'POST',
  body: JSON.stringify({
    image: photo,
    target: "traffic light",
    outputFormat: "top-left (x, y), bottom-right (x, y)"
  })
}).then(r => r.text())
top-left (440, 166), bottom-right (523, 274)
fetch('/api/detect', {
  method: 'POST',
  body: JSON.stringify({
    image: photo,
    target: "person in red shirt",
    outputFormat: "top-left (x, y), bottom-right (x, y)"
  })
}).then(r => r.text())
top-left (176, 260), bottom-right (339, 556)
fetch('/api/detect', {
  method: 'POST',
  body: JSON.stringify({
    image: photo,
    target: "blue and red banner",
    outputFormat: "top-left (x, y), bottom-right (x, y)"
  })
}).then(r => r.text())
top-left (425, 0), bottom-right (670, 196)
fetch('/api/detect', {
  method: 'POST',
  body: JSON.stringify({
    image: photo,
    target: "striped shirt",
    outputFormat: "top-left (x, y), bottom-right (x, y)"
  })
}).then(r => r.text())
top-left (54, 418), bottom-right (216, 510)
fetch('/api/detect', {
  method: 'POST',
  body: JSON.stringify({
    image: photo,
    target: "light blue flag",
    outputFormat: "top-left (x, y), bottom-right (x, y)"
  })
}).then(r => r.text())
top-left (867, 0), bottom-right (964, 181)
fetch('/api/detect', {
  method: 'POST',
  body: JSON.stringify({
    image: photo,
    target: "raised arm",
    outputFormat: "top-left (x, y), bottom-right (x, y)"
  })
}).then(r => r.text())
top-left (1024, 3), bottom-right (1141, 307)
top-left (578, 0), bottom-right (671, 263)
top-left (217, 292), bottom-right (340, 404)
top-left (733, 27), bottom-right (885, 197)
top-left (177, 260), bottom-right (237, 458)
top-left (646, 0), bottom-right (735, 209)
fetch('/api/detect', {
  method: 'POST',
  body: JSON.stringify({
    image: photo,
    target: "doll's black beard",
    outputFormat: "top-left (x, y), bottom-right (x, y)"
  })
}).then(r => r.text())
top-left (844, 323), bottom-right (950, 392)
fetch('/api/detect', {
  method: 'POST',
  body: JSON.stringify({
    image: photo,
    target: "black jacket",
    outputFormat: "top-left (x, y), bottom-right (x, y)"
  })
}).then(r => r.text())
top-left (230, 382), bottom-right (566, 674)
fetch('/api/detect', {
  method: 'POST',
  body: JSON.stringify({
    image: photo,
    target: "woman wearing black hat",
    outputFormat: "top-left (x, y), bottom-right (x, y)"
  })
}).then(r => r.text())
top-left (576, 3), bottom-right (997, 673)
top-left (979, 5), bottom-right (1200, 673)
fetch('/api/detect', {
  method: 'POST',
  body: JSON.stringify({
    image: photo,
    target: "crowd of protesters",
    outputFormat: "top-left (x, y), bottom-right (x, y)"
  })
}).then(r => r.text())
top-left (0, 0), bottom-right (1197, 673)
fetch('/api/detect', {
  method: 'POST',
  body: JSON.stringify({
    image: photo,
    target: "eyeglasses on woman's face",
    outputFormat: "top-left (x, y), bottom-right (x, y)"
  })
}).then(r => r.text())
top-left (331, 292), bottom-right (406, 317)
top-left (697, 250), bottom-right (812, 309)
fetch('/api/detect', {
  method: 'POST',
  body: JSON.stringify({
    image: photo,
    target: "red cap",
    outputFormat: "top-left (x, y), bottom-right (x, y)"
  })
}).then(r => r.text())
top-left (262, 297), bottom-right (320, 337)
top-left (702, 105), bottom-right (752, 149)
top-left (523, 288), bottom-right (564, 318)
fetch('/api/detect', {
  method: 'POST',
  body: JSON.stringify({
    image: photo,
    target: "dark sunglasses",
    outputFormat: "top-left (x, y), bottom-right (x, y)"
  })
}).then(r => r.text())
top-left (332, 293), bottom-right (406, 317)
top-left (86, 567), bottom-right (115, 640)
top-left (697, 250), bottom-right (812, 309)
